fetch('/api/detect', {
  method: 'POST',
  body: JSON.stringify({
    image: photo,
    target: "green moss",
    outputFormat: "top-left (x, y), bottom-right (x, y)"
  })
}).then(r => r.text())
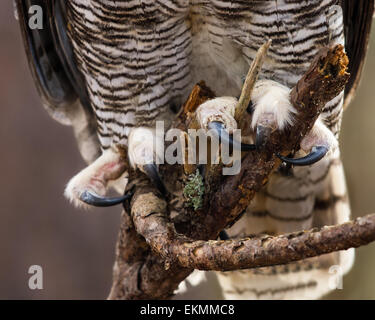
top-left (183, 169), bottom-right (205, 210)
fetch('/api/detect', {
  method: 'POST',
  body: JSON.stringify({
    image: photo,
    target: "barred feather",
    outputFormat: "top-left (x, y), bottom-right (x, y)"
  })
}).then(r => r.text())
top-left (67, 0), bottom-right (344, 149)
top-left (67, 0), bottom-right (352, 299)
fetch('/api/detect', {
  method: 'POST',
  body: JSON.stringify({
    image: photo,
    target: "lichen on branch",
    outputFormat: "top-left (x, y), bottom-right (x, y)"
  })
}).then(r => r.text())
top-left (183, 169), bottom-right (205, 210)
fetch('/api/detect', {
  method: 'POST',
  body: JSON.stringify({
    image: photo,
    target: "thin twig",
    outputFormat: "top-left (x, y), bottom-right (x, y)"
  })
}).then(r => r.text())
top-left (234, 39), bottom-right (271, 121)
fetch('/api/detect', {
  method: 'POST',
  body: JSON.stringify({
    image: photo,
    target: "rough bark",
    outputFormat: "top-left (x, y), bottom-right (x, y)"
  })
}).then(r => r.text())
top-left (108, 198), bottom-right (190, 300)
top-left (108, 45), bottom-right (366, 300)
top-left (132, 188), bottom-right (375, 271)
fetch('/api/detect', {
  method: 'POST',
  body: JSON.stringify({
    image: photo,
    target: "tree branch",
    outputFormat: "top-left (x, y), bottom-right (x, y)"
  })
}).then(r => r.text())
top-left (108, 44), bottom-right (357, 300)
top-left (108, 201), bottom-right (190, 300)
top-left (131, 188), bottom-right (375, 271)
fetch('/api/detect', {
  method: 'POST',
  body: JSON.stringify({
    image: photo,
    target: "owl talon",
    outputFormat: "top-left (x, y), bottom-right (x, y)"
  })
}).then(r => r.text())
top-left (208, 121), bottom-right (256, 151)
top-left (219, 230), bottom-right (230, 240)
top-left (250, 79), bottom-right (296, 150)
top-left (64, 147), bottom-right (128, 209)
top-left (80, 190), bottom-right (133, 207)
top-left (142, 163), bottom-right (167, 195)
top-left (277, 146), bottom-right (329, 166)
top-left (250, 80), bottom-right (337, 166)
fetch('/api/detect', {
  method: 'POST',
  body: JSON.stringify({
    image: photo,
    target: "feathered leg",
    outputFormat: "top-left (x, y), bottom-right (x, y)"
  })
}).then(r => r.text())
top-left (65, 146), bottom-right (129, 208)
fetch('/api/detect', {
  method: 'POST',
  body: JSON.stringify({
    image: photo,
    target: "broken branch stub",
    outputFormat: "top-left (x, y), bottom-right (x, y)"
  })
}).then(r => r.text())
top-left (234, 39), bottom-right (272, 123)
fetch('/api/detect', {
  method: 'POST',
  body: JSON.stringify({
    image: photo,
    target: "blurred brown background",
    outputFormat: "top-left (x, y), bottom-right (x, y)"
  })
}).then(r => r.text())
top-left (1, 1), bottom-right (375, 299)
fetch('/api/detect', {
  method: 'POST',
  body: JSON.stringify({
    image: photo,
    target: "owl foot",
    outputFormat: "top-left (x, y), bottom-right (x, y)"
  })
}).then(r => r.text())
top-left (250, 79), bottom-right (296, 148)
top-left (251, 79), bottom-right (336, 166)
top-left (196, 97), bottom-right (256, 151)
top-left (65, 147), bottom-right (130, 208)
top-left (277, 118), bottom-right (337, 166)
top-left (128, 127), bottom-right (167, 195)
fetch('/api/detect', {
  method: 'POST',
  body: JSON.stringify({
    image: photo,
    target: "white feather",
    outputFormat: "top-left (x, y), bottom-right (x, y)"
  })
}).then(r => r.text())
top-left (251, 80), bottom-right (296, 130)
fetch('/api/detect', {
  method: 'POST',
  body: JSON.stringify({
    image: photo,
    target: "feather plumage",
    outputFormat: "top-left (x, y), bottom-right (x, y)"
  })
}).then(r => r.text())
top-left (16, 0), bottom-right (374, 299)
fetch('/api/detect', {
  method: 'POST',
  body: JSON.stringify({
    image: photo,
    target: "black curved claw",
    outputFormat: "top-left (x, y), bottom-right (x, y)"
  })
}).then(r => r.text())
top-left (80, 190), bottom-right (133, 207)
top-left (219, 230), bottom-right (230, 240)
top-left (143, 163), bottom-right (167, 195)
top-left (277, 146), bottom-right (329, 166)
top-left (208, 121), bottom-right (256, 151)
